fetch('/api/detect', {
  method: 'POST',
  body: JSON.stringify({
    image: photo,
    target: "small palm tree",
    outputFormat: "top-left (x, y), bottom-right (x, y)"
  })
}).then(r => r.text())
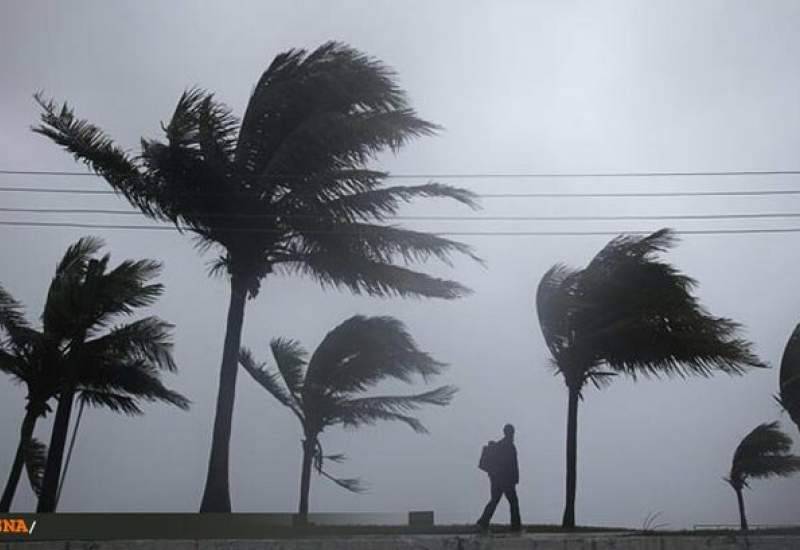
top-left (778, 325), bottom-right (800, 433)
top-left (35, 42), bottom-right (480, 512)
top-left (0, 237), bottom-right (191, 512)
top-left (727, 421), bottom-right (800, 530)
top-left (239, 315), bottom-right (456, 519)
top-left (536, 228), bottom-right (766, 528)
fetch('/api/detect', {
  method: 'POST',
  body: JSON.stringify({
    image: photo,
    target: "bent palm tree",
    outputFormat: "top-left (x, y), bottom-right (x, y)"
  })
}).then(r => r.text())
top-left (536, 228), bottom-right (765, 528)
top-left (35, 42), bottom-right (480, 512)
top-left (27, 237), bottom-right (189, 512)
top-left (727, 421), bottom-right (800, 530)
top-left (240, 315), bottom-right (456, 519)
top-left (778, 325), bottom-right (800, 433)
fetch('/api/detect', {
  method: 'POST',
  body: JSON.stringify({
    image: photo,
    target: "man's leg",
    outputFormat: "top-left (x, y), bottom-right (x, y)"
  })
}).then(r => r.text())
top-left (505, 486), bottom-right (521, 531)
top-left (477, 482), bottom-right (503, 528)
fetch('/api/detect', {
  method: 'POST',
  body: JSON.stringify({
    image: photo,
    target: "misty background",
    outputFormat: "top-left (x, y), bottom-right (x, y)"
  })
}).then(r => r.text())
top-left (2, 0), bottom-right (800, 528)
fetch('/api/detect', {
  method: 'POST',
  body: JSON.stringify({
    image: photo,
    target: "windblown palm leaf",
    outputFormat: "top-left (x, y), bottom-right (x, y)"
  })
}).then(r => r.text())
top-left (241, 315), bottom-right (456, 517)
top-left (779, 324), bottom-right (800, 432)
top-left (536, 228), bottom-right (765, 528)
top-left (35, 42), bottom-right (480, 512)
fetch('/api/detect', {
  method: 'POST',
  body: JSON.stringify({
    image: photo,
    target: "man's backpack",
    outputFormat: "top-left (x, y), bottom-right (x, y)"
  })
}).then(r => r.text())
top-left (478, 440), bottom-right (499, 473)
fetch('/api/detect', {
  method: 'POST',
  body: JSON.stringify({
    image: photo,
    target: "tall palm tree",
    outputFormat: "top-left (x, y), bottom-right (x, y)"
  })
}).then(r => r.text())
top-left (536, 228), bottom-right (766, 528)
top-left (34, 42), bottom-right (480, 512)
top-left (726, 421), bottom-right (800, 530)
top-left (778, 324), bottom-right (800, 433)
top-left (240, 315), bottom-right (456, 519)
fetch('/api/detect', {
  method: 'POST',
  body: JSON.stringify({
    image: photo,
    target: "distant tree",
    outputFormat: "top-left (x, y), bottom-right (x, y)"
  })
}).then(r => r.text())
top-left (536, 228), bottom-right (766, 528)
top-left (0, 237), bottom-right (190, 512)
top-left (726, 421), bottom-right (800, 530)
top-left (34, 42), bottom-right (481, 512)
top-left (778, 325), bottom-right (800, 433)
top-left (240, 315), bottom-right (456, 520)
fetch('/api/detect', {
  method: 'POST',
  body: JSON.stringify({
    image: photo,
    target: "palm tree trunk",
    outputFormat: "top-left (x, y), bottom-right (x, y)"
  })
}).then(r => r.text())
top-left (562, 387), bottom-right (580, 529)
top-left (298, 438), bottom-right (315, 520)
top-left (37, 389), bottom-right (75, 512)
top-left (735, 487), bottom-right (748, 531)
top-left (0, 408), bottom-right (38, 512)
top-left (56, 398), bottom-right (85, 507)
top-left (200, 274), bottom-right (248, 512)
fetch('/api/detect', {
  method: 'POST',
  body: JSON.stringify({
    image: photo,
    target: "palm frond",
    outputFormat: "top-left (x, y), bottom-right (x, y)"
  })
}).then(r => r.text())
top-left (294, 223), bottom-right (483, 267)
top-left (334, 385), bottom-right (457, 433)
top-left (0, 284), bottom-right (30, 338)
top-left (23, 437), bottom-right (47, 497)
top-left (281, 254), bottom-right (470, 299)
top-left (779, 324), bottom-right (800, 431)
top-left (33, 94), bottom-right (164, 218)
top-left (239, 347), bottom-right (302, 416)
top-left (270, 338), bottom-right (307, 395)
top-left (315, 183), bottom-right (480, 222)
top-left (79, 360), bottom-right (190, 411)
top-left (84, 317), bottom-right (176, 372)
top-left (78, 389), bottom-right (143, 416)
top-left (304, 316), bottom-right (446, 394)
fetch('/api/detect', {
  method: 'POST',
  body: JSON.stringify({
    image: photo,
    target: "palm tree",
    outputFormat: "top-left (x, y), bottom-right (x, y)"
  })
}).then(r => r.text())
top-left (778, 325), bottom-right (800, 433)
top-left (0, 291), bottom-right (53, 511)
top-left (2, 238), bottom-right (190, 512)
top-left (536, 228), bottom-right (766, 528)
top-left (726, 421), bottom-right (800, 530)
top-left (240, 315), bottom-right (456, 520)
top-left (34, 42), bottom-right (481, 512)
top-left (12, 237), bottom-right (190, 512)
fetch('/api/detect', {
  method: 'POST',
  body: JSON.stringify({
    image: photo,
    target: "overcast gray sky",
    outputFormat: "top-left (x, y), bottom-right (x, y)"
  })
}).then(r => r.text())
top-left (2, 0), bottom-right (800, 529)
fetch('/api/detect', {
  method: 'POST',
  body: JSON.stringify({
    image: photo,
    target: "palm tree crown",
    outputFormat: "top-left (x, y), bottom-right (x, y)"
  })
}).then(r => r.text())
top-left (537, 228), bottom-right (765, 395)
top-left (34, 42), bottom-right (481, 298)
top-left (728, 421), bottom-right (800, 490)
top-left (240, 315), bottom-right (456, 515)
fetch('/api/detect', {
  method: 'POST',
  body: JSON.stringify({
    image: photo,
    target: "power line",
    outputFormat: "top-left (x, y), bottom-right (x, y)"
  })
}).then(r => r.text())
top-left (1, 220), bottom-right (800, 236)
top-left (6, 206), bottom-right (800, 222)
top-left (5, 168), bottom-right (800, 179)
top-left (5, 186), bottom-right (800, 199)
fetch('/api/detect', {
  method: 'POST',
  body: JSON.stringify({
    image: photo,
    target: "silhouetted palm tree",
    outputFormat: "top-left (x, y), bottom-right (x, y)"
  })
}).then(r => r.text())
top-left (726, 421), bottom-right (800, 530)
top-left (240, 315), bottom-right (456, 519)
top-left (778, 325), bottom-right (800, 433)
top-left (536, 228), bottom-right (765, 528)
top-left (5, 237), bottom-right (190, 512)
top-left (34, 42), bottom-right (480, 512)
top-left (0, 291), bottom-right (53, 511)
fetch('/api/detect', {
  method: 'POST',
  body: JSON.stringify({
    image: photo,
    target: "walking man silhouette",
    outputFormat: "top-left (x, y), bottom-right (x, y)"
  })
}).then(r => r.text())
top-left (477, 423), bottom-right (521, 532)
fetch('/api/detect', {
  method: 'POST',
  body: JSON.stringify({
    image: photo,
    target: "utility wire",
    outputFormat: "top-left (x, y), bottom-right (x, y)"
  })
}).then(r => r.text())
top-left (2, 220), bottom-right (800, 236)
top-left (5, 206), bottom-right (800, 222)
top-left (5, 169), bottom-right (800, 179)
top-left (5, 186), bottom-right (800, 198)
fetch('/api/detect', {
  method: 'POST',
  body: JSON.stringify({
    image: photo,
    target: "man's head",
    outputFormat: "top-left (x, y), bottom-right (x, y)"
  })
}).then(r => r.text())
top-left (503, 423), bottom-right (515, 439)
